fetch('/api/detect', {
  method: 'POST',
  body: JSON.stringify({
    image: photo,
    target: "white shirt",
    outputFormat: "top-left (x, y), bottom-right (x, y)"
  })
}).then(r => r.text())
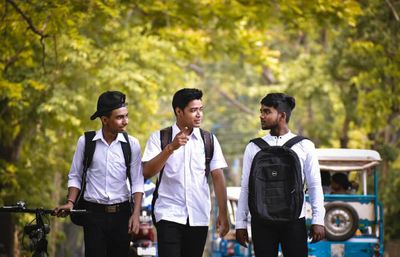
top-left (235, 131), bottom-right (325, 229)
top-left (142, 124), bottom-right (228, 226)
top-left (68, 129), bottom-right (144, 204)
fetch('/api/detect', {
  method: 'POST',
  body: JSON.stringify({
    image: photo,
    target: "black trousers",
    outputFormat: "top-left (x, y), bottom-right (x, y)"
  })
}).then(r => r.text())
top-left (83, 209), bottom-right (130, 257)
top-left (156, 219), bottom-right (208, 257)
top-left (251, 217), bottom-right (308, 257)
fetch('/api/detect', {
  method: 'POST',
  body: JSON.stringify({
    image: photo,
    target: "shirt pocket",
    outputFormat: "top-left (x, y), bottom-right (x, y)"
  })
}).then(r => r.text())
top-left (191, 148), bottom-right (206, 174)
top-left (109, 151), bottom-right (127, 176)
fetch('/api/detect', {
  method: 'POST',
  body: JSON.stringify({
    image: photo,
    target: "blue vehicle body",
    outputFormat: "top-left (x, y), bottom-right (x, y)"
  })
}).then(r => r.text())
top-left (210, 148), bottom-right (384, 257)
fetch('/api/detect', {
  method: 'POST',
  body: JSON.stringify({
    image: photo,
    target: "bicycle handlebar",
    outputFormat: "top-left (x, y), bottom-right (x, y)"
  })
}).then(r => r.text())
top-left (0, 206), bottom-right (55, 214)
top-left (0, 207), bottom-right (88, 214)
top-left (0, 201), bottom-right (88, 214)
top-left (0, 201), bottom-right (88, 257)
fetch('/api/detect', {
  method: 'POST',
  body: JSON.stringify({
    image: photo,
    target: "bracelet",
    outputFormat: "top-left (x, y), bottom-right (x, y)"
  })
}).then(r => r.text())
top-left (67, 199), bottom-right (75, 205)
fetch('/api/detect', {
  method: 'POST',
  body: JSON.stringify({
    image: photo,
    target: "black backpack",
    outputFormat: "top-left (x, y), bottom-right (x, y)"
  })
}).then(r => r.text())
top-left (248, 136), bottom-right (306, 222)
top-left (151, 126), bottom-right (214, 224)
top-left (70, 131), bottom-right (132, 226)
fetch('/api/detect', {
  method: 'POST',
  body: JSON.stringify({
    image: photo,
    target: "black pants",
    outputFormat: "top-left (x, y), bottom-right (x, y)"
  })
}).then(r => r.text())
top-left (83, 209), bottom-right (130, 257)
top-left (156, 219), bottom-right (208, 257)
top-left (251, 217), bottom-right (308, 257)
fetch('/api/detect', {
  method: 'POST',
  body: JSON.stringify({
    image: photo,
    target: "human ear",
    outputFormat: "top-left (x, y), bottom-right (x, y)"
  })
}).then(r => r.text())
top-left (279, 112), bottom-right (287, 122)
top-left (176, 108), bottom-right (183, 116)
top-left (100, 116), bottom-right (108, 125)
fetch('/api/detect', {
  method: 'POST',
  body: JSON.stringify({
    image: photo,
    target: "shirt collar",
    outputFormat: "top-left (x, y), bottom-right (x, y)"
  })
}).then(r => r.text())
top-left (92, 129), bottom-right (127, 143)
top-left (93, 129), bottom-right (103, 141)
top-left (265, 130), bottom-right (294, 140)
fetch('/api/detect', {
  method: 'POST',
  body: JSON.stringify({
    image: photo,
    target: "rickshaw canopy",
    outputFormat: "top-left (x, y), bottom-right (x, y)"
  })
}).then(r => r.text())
top-left (316, 148), bottom-right (381, 172)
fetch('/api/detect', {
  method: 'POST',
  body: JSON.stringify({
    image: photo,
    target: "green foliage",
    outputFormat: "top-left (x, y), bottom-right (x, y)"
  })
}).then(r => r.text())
top-left (1, 0), bottom-right (400, 253)
top-left (382, 168), bottom-right (400, 239)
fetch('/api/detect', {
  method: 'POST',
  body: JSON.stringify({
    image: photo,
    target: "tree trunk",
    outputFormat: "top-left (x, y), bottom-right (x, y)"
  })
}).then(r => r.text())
top-left (0, 213), bottom-right (13, 257)
top-left (340, 116), bottom-right (350, 148)
top-left (12, 226), bottom-right (20, 257)
top-left (48, 171), bottom-right (62, 257)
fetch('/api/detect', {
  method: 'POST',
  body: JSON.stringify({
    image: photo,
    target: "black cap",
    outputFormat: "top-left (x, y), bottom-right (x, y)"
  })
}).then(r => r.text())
top-left (90, 91), bottom-right (126, 120)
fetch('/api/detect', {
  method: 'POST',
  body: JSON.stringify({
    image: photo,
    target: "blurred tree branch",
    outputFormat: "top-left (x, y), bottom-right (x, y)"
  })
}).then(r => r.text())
top-left (385, 0), bottom-right (399, 21)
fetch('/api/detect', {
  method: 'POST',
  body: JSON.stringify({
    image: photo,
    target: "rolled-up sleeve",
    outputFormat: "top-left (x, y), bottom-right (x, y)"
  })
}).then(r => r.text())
top-left (303, 141), bottom-right (325, 225)
top-left (129, 136), bottom-right (144, 194)
top-left (235, 143), bottom-right (255, 229)
top-left (67, 136), bottom-right (85, 189)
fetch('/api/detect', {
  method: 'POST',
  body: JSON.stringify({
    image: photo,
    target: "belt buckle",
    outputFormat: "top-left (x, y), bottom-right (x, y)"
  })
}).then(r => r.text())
top-left (105, 205), bottom-right (117, 213)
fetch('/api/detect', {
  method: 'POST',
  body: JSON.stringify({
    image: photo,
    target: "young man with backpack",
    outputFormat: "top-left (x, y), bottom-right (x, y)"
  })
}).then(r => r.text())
top-left (235, 93), bottom-right (325, 257)
top-left (54, 91), bottom-right (144, 257)
top-left (142, 88), bottom-right (229, 257)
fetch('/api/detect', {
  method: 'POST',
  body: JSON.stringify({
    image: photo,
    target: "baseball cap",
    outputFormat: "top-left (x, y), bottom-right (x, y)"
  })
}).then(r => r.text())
top-left (90, 91), bottom-right (127, 120)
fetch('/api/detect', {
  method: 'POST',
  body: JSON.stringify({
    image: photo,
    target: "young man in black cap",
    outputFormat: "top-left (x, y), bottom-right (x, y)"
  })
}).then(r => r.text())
top-left (235, 93), bottom-right (325, 257)
top-left (54, 91), bottom-right (144, 257)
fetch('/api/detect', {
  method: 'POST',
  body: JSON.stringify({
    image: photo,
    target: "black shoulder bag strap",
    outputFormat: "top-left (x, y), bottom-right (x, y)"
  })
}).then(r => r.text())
top-left (76, 131), bottom-right (97, 206)
top-left (151, 126), bottom-right (172, 224)
top-left (283, 136), bottom-right (307, 148)
top-left (282, 135), bottom-right (308, 198)
top-left (200, 128), bottom-right (214, 178)
top-left (250, 137), bottom-right (270, 150)
top-left (121, 132), bottom-right (132, 203)
top-left (77, 131), bottom-right (133, 205)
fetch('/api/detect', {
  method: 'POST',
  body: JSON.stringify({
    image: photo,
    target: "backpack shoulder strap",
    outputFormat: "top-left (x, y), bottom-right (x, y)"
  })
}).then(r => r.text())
top-left (283, 136), bottom-right (308, 148)
top-left (200, 128), bottom-right (214, 178)
top-left (83, 131), bottom-right (97, 172)
top-left (121, 132), bottom-right (132, 188)
top-left (77, 131), bottom-right (96, 202)
top-left (152, 126), bottom-right (172, 224)
top-left (249, 138), bottom-right (270, 150)
top-left (160, 126), bottom-right (173, 150)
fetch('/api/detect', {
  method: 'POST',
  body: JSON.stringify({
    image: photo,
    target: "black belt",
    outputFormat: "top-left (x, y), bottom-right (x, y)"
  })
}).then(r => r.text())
top-left (83, 200), bottom-right (130, 213)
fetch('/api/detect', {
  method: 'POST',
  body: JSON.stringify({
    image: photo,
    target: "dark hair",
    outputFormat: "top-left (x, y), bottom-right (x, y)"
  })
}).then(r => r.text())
top-left (332, 173), bottom-right (351, 190)
top-left (172, 88), bottom-right (203, 115)
top-left (260, 93), bottom-right (295, 122)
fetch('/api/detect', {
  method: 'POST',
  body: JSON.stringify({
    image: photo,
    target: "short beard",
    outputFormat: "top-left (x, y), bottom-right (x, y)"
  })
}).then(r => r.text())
top-left (261, 117), bottom-right (279, 131)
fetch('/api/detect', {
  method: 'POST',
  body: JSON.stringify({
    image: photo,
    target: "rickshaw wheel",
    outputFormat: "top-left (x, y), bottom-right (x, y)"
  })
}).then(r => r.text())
top-left (324, 202), bottom-right (359, 241)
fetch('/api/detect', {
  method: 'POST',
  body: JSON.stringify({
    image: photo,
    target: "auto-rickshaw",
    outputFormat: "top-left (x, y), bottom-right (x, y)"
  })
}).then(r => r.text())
top-left (306, 148), bottom-right (384, 257)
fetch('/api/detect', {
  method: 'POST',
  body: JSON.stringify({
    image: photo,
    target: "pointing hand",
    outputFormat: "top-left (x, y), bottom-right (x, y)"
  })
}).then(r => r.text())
top-left (170, 127), bottom-right (190, 150)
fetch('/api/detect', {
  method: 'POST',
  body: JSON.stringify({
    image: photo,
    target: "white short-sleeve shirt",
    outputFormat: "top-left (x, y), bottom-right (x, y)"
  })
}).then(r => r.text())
top-left (142, 124), bottom-right (227, 226)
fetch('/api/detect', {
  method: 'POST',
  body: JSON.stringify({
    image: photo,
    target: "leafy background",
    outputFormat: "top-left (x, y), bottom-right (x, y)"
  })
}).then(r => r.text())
top-left (1, 0), bottom-right (399, 256)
